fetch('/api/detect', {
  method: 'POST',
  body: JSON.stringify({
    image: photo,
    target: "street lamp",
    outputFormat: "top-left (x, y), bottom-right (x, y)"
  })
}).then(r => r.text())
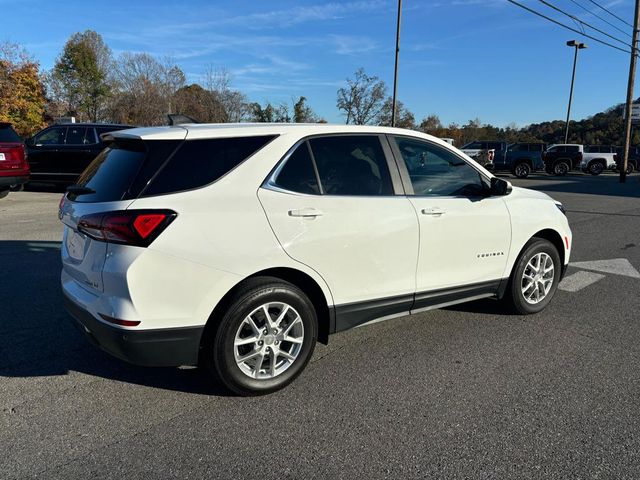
top-left (564, 40), bottom-right (587, 144)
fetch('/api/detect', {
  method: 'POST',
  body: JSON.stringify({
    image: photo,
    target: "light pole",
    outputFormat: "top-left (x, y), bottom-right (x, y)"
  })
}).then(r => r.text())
top-left (564, 40), bottom-right (587, 144)
top-left (391, 0), bottom-right (402, 127)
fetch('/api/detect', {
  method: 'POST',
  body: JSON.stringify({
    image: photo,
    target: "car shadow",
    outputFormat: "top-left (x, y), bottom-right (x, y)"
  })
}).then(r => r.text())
top-left (511, 173), bottom-right (640, 199)
top-left (0, 240), bottom-right (230, 396)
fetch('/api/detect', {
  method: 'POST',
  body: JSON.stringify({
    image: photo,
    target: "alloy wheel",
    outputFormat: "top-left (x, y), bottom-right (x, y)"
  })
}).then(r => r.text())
top-left (521, 252), bottom-right (555, 305)
top-left (233, 302), bottom-right (304, 380)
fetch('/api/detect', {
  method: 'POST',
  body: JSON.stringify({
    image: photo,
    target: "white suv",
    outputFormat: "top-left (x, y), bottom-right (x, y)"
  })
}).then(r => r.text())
top-left (60, 124), bottom-right (572, 395)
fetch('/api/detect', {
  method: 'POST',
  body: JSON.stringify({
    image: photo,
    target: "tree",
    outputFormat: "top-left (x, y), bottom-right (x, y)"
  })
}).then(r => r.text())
top-left (109, 53), bottom-right (185, 126)
top-left (378, 98), bottom-right (415, 129)
top-left (293, 96), bottom-right (318, 123)
top-left (0, 42), bottom-right (46, 136)
top-left (336, 68), bottom-right (386, 125)
top-left (204, 66), bottom-right (249, 122)
top-left (49, 30), bottom-right (112, 121)
top-left (172, 84), bottom-right (225, 122)
top-left (418, 114), bottom-right (443, 133)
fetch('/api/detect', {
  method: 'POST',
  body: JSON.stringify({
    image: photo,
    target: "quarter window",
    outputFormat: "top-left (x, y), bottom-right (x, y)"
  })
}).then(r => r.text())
top-left (273, 143), bottom-right (320, 194)
top-left (308, 135), bottom-right (393, 196)
top-left (66, 127), bottom-right (96, 145)
top-left (393, 137), bottom-right (485, 197)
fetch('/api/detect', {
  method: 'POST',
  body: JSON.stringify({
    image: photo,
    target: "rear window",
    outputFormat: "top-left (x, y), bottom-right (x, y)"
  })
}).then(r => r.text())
top-left (0, 124), bottom-right (22, 142)
top-left (69, 135), bottom-right (276, 203)
top-left (141, 135), bottom-right (276, 197)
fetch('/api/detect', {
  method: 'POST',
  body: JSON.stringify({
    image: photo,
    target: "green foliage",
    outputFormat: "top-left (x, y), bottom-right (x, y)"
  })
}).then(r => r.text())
top-left (51, 30), bottom-right (112, 121)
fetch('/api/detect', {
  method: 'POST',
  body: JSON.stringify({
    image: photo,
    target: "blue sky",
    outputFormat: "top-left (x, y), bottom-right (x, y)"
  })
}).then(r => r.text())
top-left (1, 0), bottom-right (636, 126)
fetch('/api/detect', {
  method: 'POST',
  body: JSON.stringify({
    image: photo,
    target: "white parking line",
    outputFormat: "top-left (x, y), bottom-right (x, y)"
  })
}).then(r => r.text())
top-left (570, 258), bottom-right (640, 279)
top-left (559, 271), bottom-right (606, 292)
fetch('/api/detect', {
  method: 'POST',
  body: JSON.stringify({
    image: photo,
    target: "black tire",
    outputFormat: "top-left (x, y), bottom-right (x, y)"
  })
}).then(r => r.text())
top-left (9, 184), bottom-right (24, 192)
top-left (203, 277), bottom-right (317, 396)
top-left (513, 162), bottom-right (531, 179)
top-left (0, 189), bottom-right (8, 199)
top-left (626, 163), bottom-right (635, 175)
top-left (553, 160), bottom-right (570, 176)
top-left (588, 161), bottom-right (605, 175)
top-left (503, 238), bottom-right (562, 315)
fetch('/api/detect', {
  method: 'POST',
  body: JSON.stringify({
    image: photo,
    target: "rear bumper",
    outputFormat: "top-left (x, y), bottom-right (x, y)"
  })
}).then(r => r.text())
top-left (0, 175), bottom-right (29, 188)
top-left (63, 292), bottom-right (204, 367)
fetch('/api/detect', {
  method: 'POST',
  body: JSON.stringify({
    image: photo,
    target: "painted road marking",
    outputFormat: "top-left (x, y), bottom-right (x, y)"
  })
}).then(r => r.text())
top-left (569, 258), bottom-right (640, 279)
top-left (559, 271), bottom-right (606, 292)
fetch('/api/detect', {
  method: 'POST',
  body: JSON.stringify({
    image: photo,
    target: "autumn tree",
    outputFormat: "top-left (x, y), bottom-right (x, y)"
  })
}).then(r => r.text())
top-left (49, 30), bottom-right (112, 121)
top-left (204, 66), bottom-right (249, 122)
top-left (336, 68), bottom-right (386, 125)
top-left (0, 42), bottom-right (46, 136)
top-left (173, 84), bottom-right (226, 122)
top-left (377, 98), bottom-right (415, 129)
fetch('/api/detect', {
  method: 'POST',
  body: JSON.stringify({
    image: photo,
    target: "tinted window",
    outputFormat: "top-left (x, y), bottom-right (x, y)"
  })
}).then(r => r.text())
top-left (586, 146), bottom-right (600, 153)
top-left (394, 137), bottom-right (485, 197)
top-left (567, 146), bottom-right (580, 153)
top-left (487, 142), bottom-right (503, 151)
top-left (66, 127), bottom-right (95, 145)
top-left (274, 143), bottom-right (320, 194)
top-left (36, 127), bottom-right (66, 145)
top-left (308, 135), bottom-right (393, 196)
top-left (508, 143), bottom-right (528, 152)
top-left (529, 144), bottom-right (545, 152)
top-left (70, 139), bottom-right (147, 203)
top-left (0, 124), bottom-right (21, 142)
top-left (142, 135), bottom-right (276, 197)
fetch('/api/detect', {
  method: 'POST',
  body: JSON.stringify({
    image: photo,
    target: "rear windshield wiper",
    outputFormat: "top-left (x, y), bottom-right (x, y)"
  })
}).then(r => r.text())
top-left (66, 184), bottom-right (96, 195)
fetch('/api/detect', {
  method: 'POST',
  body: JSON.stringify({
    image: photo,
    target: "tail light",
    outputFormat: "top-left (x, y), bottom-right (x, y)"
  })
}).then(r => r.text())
top-left (0, 144), bottom-right (28, 171)
top-left (78, 209), bottom-right (177, 247)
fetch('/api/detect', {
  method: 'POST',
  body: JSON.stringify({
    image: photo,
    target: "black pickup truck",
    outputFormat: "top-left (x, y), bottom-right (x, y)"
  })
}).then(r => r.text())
top-left (460, 141), bottom-right (546, 178)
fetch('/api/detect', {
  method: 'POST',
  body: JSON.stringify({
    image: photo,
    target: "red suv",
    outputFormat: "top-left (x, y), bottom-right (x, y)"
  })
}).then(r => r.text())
top-left (0, 122), bottom-right (30, 198)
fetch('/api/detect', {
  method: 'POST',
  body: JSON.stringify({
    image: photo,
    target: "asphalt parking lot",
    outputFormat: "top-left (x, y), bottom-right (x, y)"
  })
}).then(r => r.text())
top-left (2, 173), bottom-right (640, 479)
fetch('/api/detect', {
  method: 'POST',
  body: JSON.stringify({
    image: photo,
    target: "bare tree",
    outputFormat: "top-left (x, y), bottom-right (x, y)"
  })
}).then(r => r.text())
top-left (204, 65), bottom-right (248, 122)
top-left (336, 68), bottom-right (387, 125)
top-left (109, 53), bottom-right (185, 126)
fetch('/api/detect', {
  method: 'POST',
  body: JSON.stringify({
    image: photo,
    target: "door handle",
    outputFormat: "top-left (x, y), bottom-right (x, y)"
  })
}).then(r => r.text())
top-left (288, 208), bottom-right (323, 218)
top-left (421, 207), bottom-right (445, 216)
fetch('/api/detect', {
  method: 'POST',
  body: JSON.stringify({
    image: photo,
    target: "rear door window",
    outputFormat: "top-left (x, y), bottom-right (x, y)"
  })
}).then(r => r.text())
top-left (141, 135), bottom-right (277, 197)
top-left (65, 127), bottom-right (96, 145)
top-left (0, 125), bottom-right (21, 142)
top-left (308, 135), bottom-right (393, 196)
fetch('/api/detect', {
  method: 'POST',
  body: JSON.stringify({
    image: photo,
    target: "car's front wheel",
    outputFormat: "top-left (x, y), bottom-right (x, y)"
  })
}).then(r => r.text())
top-left (503, 238), bottom-right (561, 314)
top-left (204, 277), bottom-right (318, 396)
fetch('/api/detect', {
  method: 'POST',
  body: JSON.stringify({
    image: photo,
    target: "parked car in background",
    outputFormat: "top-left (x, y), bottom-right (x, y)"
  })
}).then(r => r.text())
top-left (493, 142), bottom-right (546, 178)
top-left (460, 141), bottom-right (506, 168)
top-left (580, 145), bottom-right (618, 175)
top-left (60, 123), bottom-right (571, 395)
top-left (613, 146), bottom-right (639, 174)
top-left (26, 123), bottom-right (133, 184)
top-left (543, 144), bottom-right (583, 175)
top-left (0, 122), bottom-right (30, 199)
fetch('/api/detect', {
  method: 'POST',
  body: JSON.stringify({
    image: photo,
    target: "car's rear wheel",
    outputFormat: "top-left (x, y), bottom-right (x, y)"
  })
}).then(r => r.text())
top-left (588, 161), bottom-right (605, 175)
top-left (503, 238), bottom-right (561, 314)
top-left (204, 277), bottom-right (317, 396)
top-left (513, 162), bottom-right (531, 179)
top-left (553, 161), bottom-right (570, 176)
top-left (9, 184), bottom-right (24, 192)
top-left (0, 189), bottom-right (8, 199)
top-left (626, 163), bottom-right (635, 175)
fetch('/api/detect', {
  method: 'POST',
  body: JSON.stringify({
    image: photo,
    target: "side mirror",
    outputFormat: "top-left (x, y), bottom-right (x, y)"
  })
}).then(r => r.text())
top-left (489, 177), bottom-right (512, 196)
